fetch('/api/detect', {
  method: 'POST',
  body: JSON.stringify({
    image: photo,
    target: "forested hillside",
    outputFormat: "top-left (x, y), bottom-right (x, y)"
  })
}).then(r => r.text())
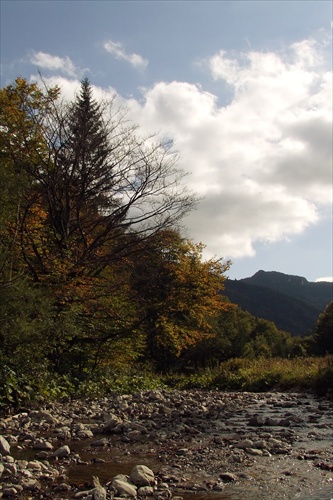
top-left (242, 271), bottom-right (333, 310)
top-left (224, 271), bottom-right (332, 336)
top-left (0, 77), bottom-right (233, 402)
top-left (0, 78), bottom-right (332, 407)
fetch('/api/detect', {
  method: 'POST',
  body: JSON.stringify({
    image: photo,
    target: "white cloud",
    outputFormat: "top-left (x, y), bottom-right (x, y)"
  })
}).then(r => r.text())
top-left (30, 75), bottom-right (120, 107)
top-left (29, 51), bottom-right (78, 77)
top-left (126, 35), bottom-right (331, 259)
top-left (104, 40), bottom-right (148, 70)
top-left (316, 277), bottom-right (333, 283)
top-left (29, 34), bottom-right (331, 262)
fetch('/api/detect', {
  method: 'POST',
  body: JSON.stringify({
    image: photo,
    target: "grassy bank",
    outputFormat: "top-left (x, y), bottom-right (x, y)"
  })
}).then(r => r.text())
top-left (1, 356), bottom-right (332, 412)
top-left (164, 356), bottom-right (333, 394)
top-left (74, 356), bottom-right (333, 396)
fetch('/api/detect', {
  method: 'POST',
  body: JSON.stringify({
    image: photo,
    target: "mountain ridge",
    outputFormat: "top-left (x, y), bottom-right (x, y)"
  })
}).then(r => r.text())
top-left (224, 270), bottom-right (333, 336)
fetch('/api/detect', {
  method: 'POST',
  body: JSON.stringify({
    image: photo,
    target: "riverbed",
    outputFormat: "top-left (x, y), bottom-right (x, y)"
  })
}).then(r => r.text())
top-left (1, 390), bottom-right (332, 499)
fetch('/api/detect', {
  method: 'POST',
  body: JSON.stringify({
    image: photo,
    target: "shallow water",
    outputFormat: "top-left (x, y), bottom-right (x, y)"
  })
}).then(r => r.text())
top-left (9, 392), bottom-right (333, 499)
top-left (66, 392), bottom-right (333, 500)
top-left (67, 453), bottom-right (333, 500)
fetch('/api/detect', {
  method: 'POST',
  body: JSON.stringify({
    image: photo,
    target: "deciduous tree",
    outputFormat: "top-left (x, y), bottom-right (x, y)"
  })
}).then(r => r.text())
top-left (131, 230), bottom-right (231, 370)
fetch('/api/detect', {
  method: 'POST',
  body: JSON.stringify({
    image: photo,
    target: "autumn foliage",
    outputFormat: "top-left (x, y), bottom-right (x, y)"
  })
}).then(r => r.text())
top-left (0, 77), bottom-right (232, 401)
top-left (0, 77), bottom-right (329, 405)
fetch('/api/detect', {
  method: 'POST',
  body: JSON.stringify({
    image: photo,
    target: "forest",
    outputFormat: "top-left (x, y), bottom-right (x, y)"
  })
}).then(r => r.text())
top-left (1, 78), bottom-right (332, 409)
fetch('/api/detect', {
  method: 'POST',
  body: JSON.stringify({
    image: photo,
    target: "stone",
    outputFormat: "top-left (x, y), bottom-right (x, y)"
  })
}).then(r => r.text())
top-left (91, 438), bottom-right (109, 447)
top-left (33, 440), bottom-right (53, 450)
top-left (27, 460), bottom-right (42, 470)
top-left (53, 482), bottom-right (71, 492)
top-left (130, 464), bottom-right (155, 486)
top-left (265, 417), bottom-right (280, 426)
top-left (2, 486), bottom-right (17, 496)
top-left (22, 478), bottom-right (41, 491)
top-left (252, 440), bottom-right (268, 449)
top-left (176, 448), bottom-right (188, 455)
top-left (103, 414), bottom-right (123, 432)
top-left (248, 415), bottom-right (264, 426)
top-left (138, 485), bottom-right (154, 496)
top-left (0, 435), bottom-right (11, 455)
top-left (220, 472), bottom-right (238, 482)
top-left (5, 462), bottom-right (17, 474)
top-left (246, 448), bottom-right (263, 456)
top-left (235, 439), bottom-right (253, 449)
top-left (52, 444), bottom-right (70, 457)
top-left (112, 478), bottom-right (137, 497)
top-left (77, 429), bottom-right (94, 438)
top-left (127, 429), bottom-right (143, 441)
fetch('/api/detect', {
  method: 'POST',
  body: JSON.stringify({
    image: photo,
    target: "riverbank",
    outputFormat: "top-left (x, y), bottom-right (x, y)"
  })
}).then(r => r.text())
top-left (1, 390), bottom-right (332, 499)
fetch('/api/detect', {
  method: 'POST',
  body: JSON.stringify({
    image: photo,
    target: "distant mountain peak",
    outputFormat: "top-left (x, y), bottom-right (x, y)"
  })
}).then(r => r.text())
top-left (251, 270), bottom-right (309, 286)
top-left (223, 270), bottom-right (333, 336)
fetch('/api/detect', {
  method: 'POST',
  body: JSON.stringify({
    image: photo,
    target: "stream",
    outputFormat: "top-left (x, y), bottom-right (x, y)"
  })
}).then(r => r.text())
top-left (1, 390), bottom-right (332, 499)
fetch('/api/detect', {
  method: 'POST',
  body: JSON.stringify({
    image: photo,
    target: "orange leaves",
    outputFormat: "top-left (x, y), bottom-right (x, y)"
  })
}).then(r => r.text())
top-left (132, 229), bottom-right (232, 360)
top-left (0, 78), bottom-right (59, 171)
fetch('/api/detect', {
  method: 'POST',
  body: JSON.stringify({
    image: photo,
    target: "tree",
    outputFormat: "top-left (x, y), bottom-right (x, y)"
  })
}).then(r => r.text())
top-left (0, 77), bottom-right (200, 382)
top-left (130, 230), bottom-right (231, 370)
top-left (5, 78), bottom-right (197, 284)
top-left (0, 78), bottom-right (59, 286)
top-left (312, 301), bottom-right (333, 355)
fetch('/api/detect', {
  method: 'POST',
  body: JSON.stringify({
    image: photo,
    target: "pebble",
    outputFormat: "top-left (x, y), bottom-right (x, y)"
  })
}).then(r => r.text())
top-left (0, 390), bottom-right (332, 498)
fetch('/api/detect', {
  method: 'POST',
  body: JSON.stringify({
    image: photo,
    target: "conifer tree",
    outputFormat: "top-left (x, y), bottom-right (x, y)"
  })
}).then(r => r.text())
top-left (27, 78), bottom-right (197, 281)
top-left (312, 301), bottom-right (333, 355)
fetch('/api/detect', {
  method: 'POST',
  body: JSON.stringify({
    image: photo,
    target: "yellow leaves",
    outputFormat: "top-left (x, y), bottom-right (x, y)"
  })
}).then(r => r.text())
top-left (0, 78), bottom-right (59, 172)
top-left (136, 229), bottom-right (232, 359)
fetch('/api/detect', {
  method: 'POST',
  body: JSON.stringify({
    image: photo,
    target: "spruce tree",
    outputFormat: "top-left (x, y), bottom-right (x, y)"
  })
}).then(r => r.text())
top-left (49, 78), bottom-right (111, 252)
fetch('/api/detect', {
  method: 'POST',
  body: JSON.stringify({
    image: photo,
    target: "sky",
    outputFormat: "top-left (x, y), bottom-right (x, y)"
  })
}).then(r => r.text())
top-left (1, 0), bottom-right (332, 282)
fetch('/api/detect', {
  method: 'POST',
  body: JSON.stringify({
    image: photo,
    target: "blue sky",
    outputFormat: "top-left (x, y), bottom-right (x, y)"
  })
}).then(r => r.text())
top-left (1, 1), bottom-right (332, 282)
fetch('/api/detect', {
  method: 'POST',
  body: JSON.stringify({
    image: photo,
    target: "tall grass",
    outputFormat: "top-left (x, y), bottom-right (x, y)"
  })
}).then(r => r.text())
top-left (2, 357), bottom-right (332, 412)
top-left (164, 356), bottom-right (333, 394)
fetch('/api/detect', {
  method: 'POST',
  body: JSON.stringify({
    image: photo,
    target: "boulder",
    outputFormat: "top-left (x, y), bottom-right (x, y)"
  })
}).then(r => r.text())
top-left (130, 464), bottom-right (155, 486)
top-left (0, 435), bottom-right (11, 455)
top-left (30, 410), bottom-right (58, 425)
top-left (103, 414), bottom-right (123, 432)
top-left (33, 440), bottom-right (53, 450)
top-left (52, 444), bottom-right (70, 458)
top-left (112, 478), bottom-right (137, 497)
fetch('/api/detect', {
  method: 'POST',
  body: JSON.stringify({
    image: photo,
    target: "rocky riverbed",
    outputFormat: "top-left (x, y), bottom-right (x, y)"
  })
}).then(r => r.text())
top-left (0, 390), bottom-right (332, 499)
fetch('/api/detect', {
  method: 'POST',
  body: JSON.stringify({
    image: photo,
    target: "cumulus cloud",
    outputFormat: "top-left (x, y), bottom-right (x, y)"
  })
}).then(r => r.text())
top-left (104, 40), bottom-right (148, 70)
top-left (126, 35), bottom-right (331, 259)
top-left (29, 34), bottom-right (331, 262)
top-left (30, 75), bottom-right (119, 107)
top-left (29, 51), bottom-right (78, 77)
top-left (316, 277), bottom-right (333, 282)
